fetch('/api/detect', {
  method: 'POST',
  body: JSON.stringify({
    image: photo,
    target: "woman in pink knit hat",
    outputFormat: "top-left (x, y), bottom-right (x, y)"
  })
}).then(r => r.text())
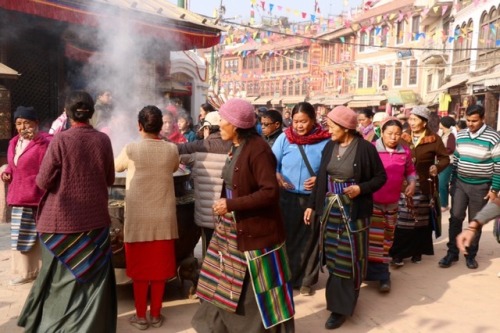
top-left (304, 105), bottom-right (386, 330)
top-left (193, 98), bottom-right (294, 332)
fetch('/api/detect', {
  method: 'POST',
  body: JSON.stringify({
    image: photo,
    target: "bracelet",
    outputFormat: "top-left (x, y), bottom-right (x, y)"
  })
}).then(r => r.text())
top-left (465, 227), bottom-right (478, 233)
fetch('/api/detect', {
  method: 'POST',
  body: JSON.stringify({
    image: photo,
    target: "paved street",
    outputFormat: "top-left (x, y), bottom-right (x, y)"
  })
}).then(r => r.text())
top-left (0, 211), bottom-right (499, 333)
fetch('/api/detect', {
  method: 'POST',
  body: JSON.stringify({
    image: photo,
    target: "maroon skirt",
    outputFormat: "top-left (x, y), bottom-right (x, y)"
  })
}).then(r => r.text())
top-left (125, 240), bottom-right (176, 281)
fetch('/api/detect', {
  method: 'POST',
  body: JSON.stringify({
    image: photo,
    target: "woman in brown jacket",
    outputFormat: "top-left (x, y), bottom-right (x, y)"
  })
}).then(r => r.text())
top-left (390, 106), bottom-right (450, 266)
top-left (192, 98), bottom-right (294, 333)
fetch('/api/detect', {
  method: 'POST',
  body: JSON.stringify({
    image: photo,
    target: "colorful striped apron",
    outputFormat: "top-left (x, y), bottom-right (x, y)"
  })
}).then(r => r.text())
top-left (11, 206), bottom-right (37, 252)
top-left (368, 206), bottom-right (397, 264)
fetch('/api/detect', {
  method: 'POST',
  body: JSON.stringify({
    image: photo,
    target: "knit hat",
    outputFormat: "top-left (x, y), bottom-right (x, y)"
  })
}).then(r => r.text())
top-left (219, 98), bottom-right (256, 129)
top-left (440, 116), bottom-right (456, 129)
top-left (380, 116), bottom-right (400, 131)
top-left (326, 105), bottom-right (357, 130)
top-left (373, 112), bottom-right (388, 124)
top-left (201, 111), bottom-right (221, 128)
top-left (410, 105), bottom-right (430, 120)
top-left (14, 106), bottom-right (38, 121)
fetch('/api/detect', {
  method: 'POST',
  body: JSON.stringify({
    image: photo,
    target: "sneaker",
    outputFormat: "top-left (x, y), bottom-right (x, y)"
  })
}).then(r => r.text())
top-left (9, 276), bottom-right (35, 286)
top-left (391, 258), bottom-right (404, 267)
top-left (129, 315), bottom-right (148, 330)
top-left (378, 280), bottom-right (391, 293)
top-left (151, 314), bottom-right (165, 328)
top-left (411, 254), bottom-right (422, 263)
top-left (438, 253), bottom-right (459, 268)
top-left (299, 286), bottom-right (314, 296)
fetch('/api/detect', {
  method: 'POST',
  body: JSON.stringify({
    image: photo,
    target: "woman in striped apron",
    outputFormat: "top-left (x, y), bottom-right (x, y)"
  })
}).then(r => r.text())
top-left (192, 98), bottom-right (295, 332)
top-left (304, 106), bottom-right (386, 330)
top-left (2, 106), bottom-right (50, 286)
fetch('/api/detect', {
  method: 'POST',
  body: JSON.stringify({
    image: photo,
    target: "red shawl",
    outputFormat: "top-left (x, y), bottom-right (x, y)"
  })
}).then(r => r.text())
top-left (284, 124), bottom-right (330, 145)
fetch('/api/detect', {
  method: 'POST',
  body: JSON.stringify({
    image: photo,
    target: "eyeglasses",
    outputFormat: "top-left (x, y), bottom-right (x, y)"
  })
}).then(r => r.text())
top-left (261, 122), bottom-right (277, 127)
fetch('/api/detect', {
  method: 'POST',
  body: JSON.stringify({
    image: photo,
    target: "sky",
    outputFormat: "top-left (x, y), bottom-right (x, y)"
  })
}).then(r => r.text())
top-left (168, 0), bottom-right (364, 21)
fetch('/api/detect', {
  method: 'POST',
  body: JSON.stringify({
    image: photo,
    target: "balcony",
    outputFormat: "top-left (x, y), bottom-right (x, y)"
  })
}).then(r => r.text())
top-left (422, 49), bottom-right (448, 65)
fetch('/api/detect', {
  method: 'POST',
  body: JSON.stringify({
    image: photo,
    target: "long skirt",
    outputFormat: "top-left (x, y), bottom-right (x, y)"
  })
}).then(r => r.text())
top-left (17, 241), bottom-right (117, 333)
top-left (195, 213), bottom-right (294, 331)
top-left (390, 182), bottom-right (436, 260)
top-left (321, 194), bottom-right (369, 316)
top-left (279, 190), bottom-right (320, 288)
top-left (10, 206), bottom-right (40, 280)
top-left (366, 203), bottom-right (397, 282)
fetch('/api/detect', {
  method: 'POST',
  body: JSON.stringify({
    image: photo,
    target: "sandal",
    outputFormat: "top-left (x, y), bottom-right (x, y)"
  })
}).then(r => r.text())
top-left (129, 315), bottom-right (148, 330)
top-left (151, 314), bottom-right (165, 328)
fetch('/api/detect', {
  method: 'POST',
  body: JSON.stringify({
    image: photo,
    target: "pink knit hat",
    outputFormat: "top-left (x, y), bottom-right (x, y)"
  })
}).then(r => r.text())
top-left (327, 106), bottom-right (357, 130)
top-left (219, 98), bottom-right (256, 129)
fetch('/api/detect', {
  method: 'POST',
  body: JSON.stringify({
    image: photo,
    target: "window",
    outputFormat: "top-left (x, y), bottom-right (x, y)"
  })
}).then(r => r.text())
top-left (296, 52), bottom-right (301, 69)
top-left (396, 20), bottom-right (404, 44)
top-left (427, 74), bottom-right (432, 92)
top-left (380, 25), bottom-right (388, 47)
top-left (283, 57), bottom-right (287, 70)
top-left (276, 57), bottom-right (281, 71)
top-left (411, 16), bottom-right (420, 41)
top-left (289, 55), bottom-right (294, 70)
top-left (367, 67), bottom-right (373, 88)
top-left (379, 65), bottom-right (386, 85)
top-left (288, 80), bottom-right (293, 95)
top-left (438, 69), bottom-right (445, 88)
top-left (282, 80), bottom-right (287, 96)
top-left (360, 32), bottom-right (367, 52)
top-left (394, 62), bottom-right (402, 86)
top-left (294, 80), bottom-right (300, 95)
top-left (303, 51), bottom-right (309, 68)
top-left (369, 29), bottom-right (375, 46)
top-left (409, 59), bottom-right (417, 85)
top-left (302, 79), bottom-right (309, 95)
top-left (358, 68), bottom-right (364, 88)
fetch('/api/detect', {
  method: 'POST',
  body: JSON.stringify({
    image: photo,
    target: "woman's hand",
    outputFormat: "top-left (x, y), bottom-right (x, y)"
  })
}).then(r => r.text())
top-left (304, 208), bottom-right (314, 225)
top-left (212, 199), bottom-right (228, 216)
top-left (1, 173), bottom-right (11, 183)
top-left (429, 165), bottom-right (438, 177)
top-left (404, 180), bottom-right (416, 197)
top-left (303, 176), bottom-right (316, 191)
top-left (276, 172), bottom-right (295, 190)
top-left (343, 185), bottom-right (361, 199)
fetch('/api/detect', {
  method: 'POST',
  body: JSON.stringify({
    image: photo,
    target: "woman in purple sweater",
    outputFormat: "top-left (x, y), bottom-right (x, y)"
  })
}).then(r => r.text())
top-left (1, 106), bottom-right (50, 286)
top-left (18, 91), bottom-right (117, 332)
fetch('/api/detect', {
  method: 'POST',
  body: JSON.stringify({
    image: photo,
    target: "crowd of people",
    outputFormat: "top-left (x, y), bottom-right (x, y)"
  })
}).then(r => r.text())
top-left (2, 91), bottom-right (500, 332)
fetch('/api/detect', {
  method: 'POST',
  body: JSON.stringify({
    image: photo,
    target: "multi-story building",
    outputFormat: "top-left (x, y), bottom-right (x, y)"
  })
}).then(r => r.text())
top-left (352, 0), bottom-right (422, 113)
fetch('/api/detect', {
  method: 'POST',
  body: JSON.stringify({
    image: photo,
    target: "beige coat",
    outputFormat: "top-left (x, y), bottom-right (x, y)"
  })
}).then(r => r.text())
top-left (115, 139), bottom-right (179, 243)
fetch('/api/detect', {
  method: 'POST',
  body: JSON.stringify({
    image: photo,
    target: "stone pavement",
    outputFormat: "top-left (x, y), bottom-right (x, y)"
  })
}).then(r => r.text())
top-left (0, 211), bottom-right (499, 333)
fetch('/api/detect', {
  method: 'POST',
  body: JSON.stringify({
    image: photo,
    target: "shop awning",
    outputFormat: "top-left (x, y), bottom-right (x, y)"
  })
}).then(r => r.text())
top-left (436, 76), bottom-right (468, 91)
top-left (468, 72), bottom-right (500, 87)
top-left (347, 94), bottom-right (386, 108)
top-left (252, 96), bottom-right (271, 105)
top-left (281, 96), bottom-right (305, 105)
top-left (0, 0), bottom-right (222, 50)
top-left (386, 90), bottom-right (418, 105)
top-left (323, 97), bottom-right (352, 106)
top-left (0, 62), bottom-right (20, 80)
top-left (421, 92), bottom-right (439, 106)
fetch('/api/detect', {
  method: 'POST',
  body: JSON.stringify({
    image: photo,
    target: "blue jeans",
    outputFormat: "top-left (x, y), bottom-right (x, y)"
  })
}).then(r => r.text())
top-left (447, 179), bottom-right (489, 257)
top-left (438, 165), bottom-right (453, 207)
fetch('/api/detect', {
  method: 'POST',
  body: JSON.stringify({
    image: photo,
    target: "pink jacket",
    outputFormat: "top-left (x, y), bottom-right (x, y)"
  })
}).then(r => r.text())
top-left (3, 132), bottom-right (51, 207)
top-left (372, 139), bottom-right (416, 205)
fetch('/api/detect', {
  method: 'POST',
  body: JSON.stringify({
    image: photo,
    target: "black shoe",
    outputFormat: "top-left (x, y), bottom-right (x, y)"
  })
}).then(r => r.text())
top-left (391, 257), bottom-right (404, 267)
top-left (325, 312), bottom-right (346, 330)
top-left (438, 253), bottom-right (459, 268)
top-left (411, 254), bottom-right (422, 263)
top-left (465, 256), bottom-right (478, 269)
top-left (379, 280), bottom-right (391, 293)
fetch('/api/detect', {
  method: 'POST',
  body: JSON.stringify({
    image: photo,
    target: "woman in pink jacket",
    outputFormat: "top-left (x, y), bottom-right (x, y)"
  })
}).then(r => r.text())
top-left (366, 117), bottom-right (416, 293)
top-left (1, 106), bottom-right (50, 286)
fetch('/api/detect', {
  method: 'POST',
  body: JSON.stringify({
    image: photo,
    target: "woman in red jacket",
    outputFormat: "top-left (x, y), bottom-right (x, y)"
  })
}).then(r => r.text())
top-left (192, 98), bottom-right (295, 332)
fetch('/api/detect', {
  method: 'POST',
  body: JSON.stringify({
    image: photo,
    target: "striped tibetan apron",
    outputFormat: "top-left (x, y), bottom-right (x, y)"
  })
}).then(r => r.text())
top-left (11, 206), bottom-right (37, 252)
top-left (320, 178), bottom-right (369, 289)
top-left (368, 205), bottom-right (397, 264)
top-left (196, 190), bottom-right (294, 329)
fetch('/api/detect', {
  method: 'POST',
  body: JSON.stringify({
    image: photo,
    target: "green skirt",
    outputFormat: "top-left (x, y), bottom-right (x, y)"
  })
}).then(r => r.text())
top-left (18, 242), bottom-right (117, 333)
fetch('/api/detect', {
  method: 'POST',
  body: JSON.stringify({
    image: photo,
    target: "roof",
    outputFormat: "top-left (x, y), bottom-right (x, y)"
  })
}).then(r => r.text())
top-left (353, 0), bottom-right (415, 24)
top-left (0, 63), bottom-right (20, 80)
top-left (0, 0), bottom-right (223, 50)
top-left (257, 37), bottom-right (311, 54)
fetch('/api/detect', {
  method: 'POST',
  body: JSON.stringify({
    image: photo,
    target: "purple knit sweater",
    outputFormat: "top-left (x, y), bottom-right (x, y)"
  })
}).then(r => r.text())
top-left (3, 132), bottom-right (51, 207)
top-left (36, 125), bottom-right (115, 233)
